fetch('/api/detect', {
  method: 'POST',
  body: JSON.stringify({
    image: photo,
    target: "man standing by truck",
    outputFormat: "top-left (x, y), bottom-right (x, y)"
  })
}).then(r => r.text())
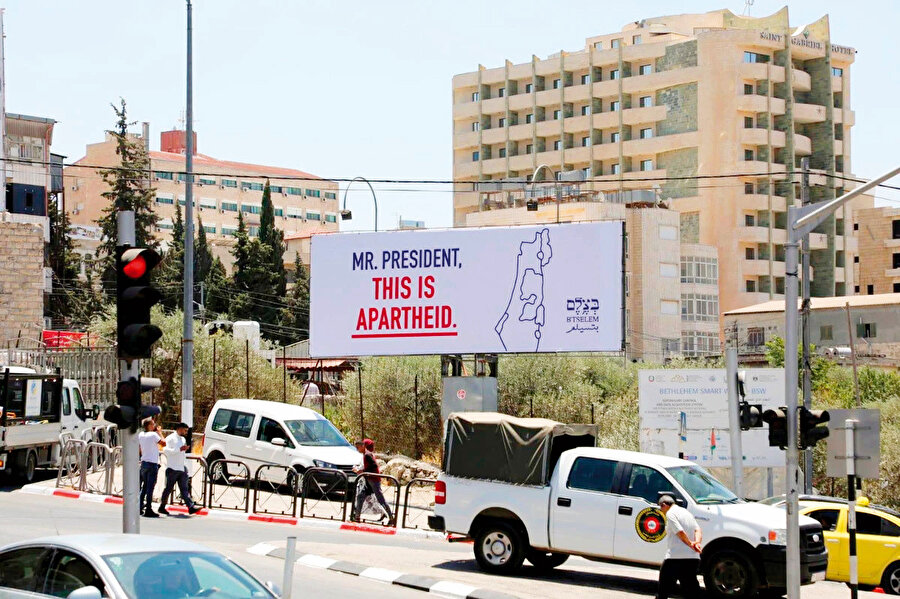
top-left (657, 494), bottom-right (702, 599)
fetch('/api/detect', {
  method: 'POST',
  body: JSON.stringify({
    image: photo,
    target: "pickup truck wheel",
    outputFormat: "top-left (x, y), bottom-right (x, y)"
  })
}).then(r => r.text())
top-left (525, 549), bottom-right (569, 570)
top-left (474, 522), bottom-right (526, 574)
top-left (882, 561), bottom-right (900, 595)
top-left (703, 549), bottom-right (758, 598)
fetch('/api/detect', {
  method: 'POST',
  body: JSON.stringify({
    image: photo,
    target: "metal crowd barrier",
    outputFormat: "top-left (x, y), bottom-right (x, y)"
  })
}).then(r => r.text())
top-left (56, 437), bottom-right (87, 490)
top-left (252, 465), bottom-right (298, 517)
top-left (173, 455), bottom-right (208, 508)
top-left (206, 459), bottom-right (250, 512)
top-left (351, 473), bottom-right (400, 527)
top-left (401, 478), bottom-right (437, 530)
top-left (300, 467), bottom-right (349, 522)
top-left (83, 442), bottom-right (112, 495)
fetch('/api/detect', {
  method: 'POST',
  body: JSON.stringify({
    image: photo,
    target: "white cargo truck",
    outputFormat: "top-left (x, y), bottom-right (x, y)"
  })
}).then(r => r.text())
top-left (430, 413), bottom-right (828, 599)
top-left (0, 367), bottom-right (102, 482)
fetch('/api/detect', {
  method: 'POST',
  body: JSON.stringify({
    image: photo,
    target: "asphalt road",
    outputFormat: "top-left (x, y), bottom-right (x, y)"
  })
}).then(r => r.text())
top-left (1, 474), bottom-right (888, 599)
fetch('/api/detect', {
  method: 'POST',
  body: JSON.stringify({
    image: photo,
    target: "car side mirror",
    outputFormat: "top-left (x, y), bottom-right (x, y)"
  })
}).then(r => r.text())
top-left (92, 404), bottom-right (100, 419)
top-left (675, 496), bottom-right (687, 507)
top-left (271, 437), bottom-right (286, 447)
top-left (265, 581), bottom-right (282, 596)
top-left (67, 586), bottom-right (102, 599)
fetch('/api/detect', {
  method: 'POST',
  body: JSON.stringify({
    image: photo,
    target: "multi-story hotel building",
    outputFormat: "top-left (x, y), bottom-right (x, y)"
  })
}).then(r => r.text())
top-left (452, 7), bottom-right (868, 322)
top-left (65, 128), bottom-right (339, 268)
top-left (854, 206), bottom-right (900, 295)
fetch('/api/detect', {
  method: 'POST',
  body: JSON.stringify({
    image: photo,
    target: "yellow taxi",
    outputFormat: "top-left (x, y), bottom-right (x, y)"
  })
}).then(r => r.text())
top-left (799, 497), bottom-right (900, 594)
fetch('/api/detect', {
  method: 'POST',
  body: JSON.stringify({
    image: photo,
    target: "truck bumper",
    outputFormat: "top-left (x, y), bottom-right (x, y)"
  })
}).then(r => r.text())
top-left (757, 540), bottom-right (828, 587)
top-left (428, 516), bottom-right (445, 532)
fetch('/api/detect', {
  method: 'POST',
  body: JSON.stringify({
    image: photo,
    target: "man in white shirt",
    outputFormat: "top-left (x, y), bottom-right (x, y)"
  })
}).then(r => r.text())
top-left (138, 418), bottom-right (163, 518)
top-left (656, 494), bottom-right (702, 599)
top-left (158, 423), bottom-right (201, 515)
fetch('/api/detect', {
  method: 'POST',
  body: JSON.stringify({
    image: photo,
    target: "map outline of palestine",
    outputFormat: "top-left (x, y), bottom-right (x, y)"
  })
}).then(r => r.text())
top-left (494, 228), bottom-right (552, 351)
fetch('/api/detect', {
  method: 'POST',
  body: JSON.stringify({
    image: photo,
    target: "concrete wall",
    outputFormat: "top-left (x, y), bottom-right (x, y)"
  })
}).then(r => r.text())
top-left (0, 222), bottom-right (46, 343)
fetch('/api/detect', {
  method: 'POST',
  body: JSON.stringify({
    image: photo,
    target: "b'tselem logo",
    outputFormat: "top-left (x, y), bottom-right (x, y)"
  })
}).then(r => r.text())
top-left (635, 507), bottom-right (667, 543)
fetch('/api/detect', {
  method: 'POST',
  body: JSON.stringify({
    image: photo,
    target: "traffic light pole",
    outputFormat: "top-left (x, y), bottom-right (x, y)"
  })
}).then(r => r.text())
top-left (117, 211), bottom-right (141, 535)
top-left (725, 348), bottom-right (744, 498)
top-left (181, 0), bottom-right (195, 430)
top-left (783, 165), bottom-right (900, 599)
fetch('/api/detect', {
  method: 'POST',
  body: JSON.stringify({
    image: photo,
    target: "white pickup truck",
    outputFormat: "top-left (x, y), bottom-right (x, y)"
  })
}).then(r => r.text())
top-left (1, 366), bottom-right (103, 482)
top-left (430, 413), bottom-right (828, 599)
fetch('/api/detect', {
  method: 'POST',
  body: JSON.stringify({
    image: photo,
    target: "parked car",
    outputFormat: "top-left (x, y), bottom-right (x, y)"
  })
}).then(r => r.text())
top-left (762, 495), bottom-right (900, 594)
top-left (202, 399), bottom-right (361, 484)
top-left (432, 412), bottom-right (829, 599)
top-left (0, 533), bottom-right (279, 598)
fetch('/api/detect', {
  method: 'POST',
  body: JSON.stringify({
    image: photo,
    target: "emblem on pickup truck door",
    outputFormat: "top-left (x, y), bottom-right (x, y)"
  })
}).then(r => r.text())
top-left (635, 507), bottom-right (667, 543)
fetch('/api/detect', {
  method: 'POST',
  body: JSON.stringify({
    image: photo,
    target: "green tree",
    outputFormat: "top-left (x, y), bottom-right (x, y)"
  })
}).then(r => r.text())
top-left (95, 99), bottom-right (159, 295)
top-left (280, 253), bottom-right (310, 342)
top-left (258, 179), bottom-right (287, 299)
top-left (765, 336), bottom-right (833, 390)
top-left (46, 196), bottom-right (82, 327)
top-left (203, 257), bottom-right (230, 317)
top-left (156, 202), bottom-right (185, 311)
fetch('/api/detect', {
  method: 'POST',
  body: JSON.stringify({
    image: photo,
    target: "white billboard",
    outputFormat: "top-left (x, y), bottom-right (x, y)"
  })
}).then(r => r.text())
top-left (638, 368), bottom-right (785, 468)
top-left (309, 222), bottom-right (623, 357)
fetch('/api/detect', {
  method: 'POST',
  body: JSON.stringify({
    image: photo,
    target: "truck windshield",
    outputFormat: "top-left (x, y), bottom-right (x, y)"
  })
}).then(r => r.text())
top-left (285, 419), bottom-right (352, 447)
top-left (667, 465), bottom-right (740, 504)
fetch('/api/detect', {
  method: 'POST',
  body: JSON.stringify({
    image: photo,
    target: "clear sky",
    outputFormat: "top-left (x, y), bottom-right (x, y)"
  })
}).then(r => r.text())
top-left (5, 1), bottom-right (899, 231)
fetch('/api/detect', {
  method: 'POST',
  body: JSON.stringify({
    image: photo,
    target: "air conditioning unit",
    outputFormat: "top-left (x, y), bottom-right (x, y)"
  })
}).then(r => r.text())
top-left (219, 185), bottom-right (225, 189)
top-left (220, 209), bottom-right (225, 213)
top-left (71, 185), bottom-right (79, 191)
top-left (282, 191), bottom-right (287, 196)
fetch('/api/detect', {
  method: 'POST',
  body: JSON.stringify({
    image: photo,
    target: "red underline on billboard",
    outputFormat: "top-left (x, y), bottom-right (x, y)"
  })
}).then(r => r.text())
top-left (351, 331), bottom-right (459, 339)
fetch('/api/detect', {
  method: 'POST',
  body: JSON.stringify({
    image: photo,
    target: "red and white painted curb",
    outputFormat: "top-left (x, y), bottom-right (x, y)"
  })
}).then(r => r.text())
top-left (20, 484), bottom-right (445, 541)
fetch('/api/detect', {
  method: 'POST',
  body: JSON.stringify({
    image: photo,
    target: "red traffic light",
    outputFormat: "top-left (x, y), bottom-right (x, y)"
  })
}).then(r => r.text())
top-left (123, 254), bottom-right (147, 279)
top-left (119, 248), bottom-right (160, 281)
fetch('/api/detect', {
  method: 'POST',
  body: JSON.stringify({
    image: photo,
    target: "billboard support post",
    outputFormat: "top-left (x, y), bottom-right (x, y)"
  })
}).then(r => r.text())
top-left (726, 348), bottom-right (744, 498)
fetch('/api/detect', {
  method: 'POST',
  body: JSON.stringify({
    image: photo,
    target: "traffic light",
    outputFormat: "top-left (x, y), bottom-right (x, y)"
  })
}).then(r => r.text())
top-left (104, 377), bottom-right (162, 431)
top-left (116, 246), bottom-right (162, 360)
top-left (739, 402), bottom-right (764, 430)
top-left (799, 407), bottom-right (830, 449)
top-left (763, 407), bottom-right (788, 449)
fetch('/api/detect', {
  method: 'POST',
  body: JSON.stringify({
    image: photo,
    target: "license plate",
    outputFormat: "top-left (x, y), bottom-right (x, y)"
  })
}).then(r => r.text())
top-left (812, 570), bottom-right (826, 582)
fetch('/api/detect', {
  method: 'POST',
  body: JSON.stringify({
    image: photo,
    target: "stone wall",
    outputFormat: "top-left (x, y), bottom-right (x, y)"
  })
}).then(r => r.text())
top-left (657, 147), bottom-right (698, 200)
top-left (656, 83), bottom-right (698, 136)
top-left (654, 40), bottom-right (697, 72)
top-left (0, 222), bottom-right (45, 343)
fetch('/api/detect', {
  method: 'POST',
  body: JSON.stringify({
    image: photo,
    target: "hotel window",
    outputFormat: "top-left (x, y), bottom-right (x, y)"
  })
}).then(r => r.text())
top-left (743, 83), bottom-right (754, 95)
top-left (472, 151), bottom-right (480, 161)
top-left (746, 280), bottom-right (757, 293)
top-left (203, 224), bottom-right (216, 234)
top-left (498, 87), bottom-right (505, 97)
top-left (241, 204), bottom-right (261, 215)
top-left (744, 182), bottom-right (755, 194)
top-left (306, 189), bottom-right (321, 198)
top-left (832, 67), bottom-right (843, 77)
top-left (325, 191), bottom-right (336, 200)
top-left (274, 207), bottom-right (284, 217)
top-left (221, 201), bottom-right (238, 212)
top-left (581, 105), bottom-right (591, 116)
top-left (241, 181), bottom-right (264, 191)
top-left (610, 100), bottom-right (619, 111)
top-left (199, 198), bottom-right (217, 210)
top-left (177, 173), bottom-right (188, 182)
top-left (867, 284), bottom-right (874, 295)
top-left (222, 179), bottom-right (238, 188)
top-left (747, 326), bottom-right (765, 346)
top-left (526, 113), bottom-right (534, 124)
top-left (248, 226), bottom-right (259, 237)
top-left (744, 116), bottom-right (754, 128)
top-left (307, 212), bottom-right (321, 221)
top-left (639, 95), bottom-right (652, 107)
top-left (286, 187), bottom-right (303, 195)
top-left (893, 220), bottom-right (900, 239)
top-left (157, 221), bottom-right (173, 231)
top-left (286, 208), bottom-right (302, 219)
top-left (633, 35), bottom-right (642, 45)
top-left (199, 176), bottom-right (216, 186)
top-left (743, 51), bottom-right (769, 64)
top-left (498, 117), bottom-right (506, 127)
top-left (554, 140), bottom-right (562, 151)
top-left (582, 136), bottom-right (591, 147)
top-left (610, 69), bottom-right (619, 80)
top-left (270, 185), bottom-right (283, 193)
top-left (155, 195), bottom-right (174, 205)
top-left (472, 121), bottom-right (480, 131)
top-left (525, 83), bottom-right (533, 93)
top-left (154, 171), bottom-right (174, 180)
top-left (582, 167), bottom-right (591, 179)
top-left (857, 322), bottom-right (877, 338)
top-left (324, 213), bottom-right (336, 223)
top-left (471, 91), bottom-right (479, 102)
top-left (498, 148), bottom-right (506, 158)
top-left (526, 144), bottom-right (533, 154)
top-left (553, 109), bottom-right (562, 120)
top-left (553, 78), bottom-right (561, 89)
top-left (745, 247), bottom-right (755, 260)
top-left (744, 214), bottom-right (755, 226)
top-left (610, 132), bottom-right (620, 142)
top-left (639, 128), bottom-right (653, 139)
top-left (611, 163), bottom-right (620, 174)
top-left (638, 64), bottom-right (651, 75)
top-left (640, 159), bottom-right (653, 171)
top-left (581, 74), bottom-right (590, 85)
top-left (222, 226), bottom-right (237, 236)
top-left (820, 325), bottom-right (833, 341)
top-left (681, 293), bottom-right (719, 322)
top-left (744, 149), bottom-right (754, 161)
top-left (611, 39), bottom-right (621, 49)
top-left (594, 41), bottom-right (602, 50)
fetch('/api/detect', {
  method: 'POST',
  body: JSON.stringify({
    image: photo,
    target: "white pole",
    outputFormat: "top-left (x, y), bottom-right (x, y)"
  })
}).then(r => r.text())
top-left (846, 419), bottom-right (858, 599)
top-left (784, 224), bottom-right (801, 599)
top-left (282, 536), bottom-right (297, 599)
top-left (726, 348), bottom-right (744, 498)
top-left (181, 0), bottom-right (194, 429)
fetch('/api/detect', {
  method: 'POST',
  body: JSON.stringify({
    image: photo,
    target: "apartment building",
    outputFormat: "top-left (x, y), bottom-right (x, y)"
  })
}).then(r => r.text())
top-left (464, 197), bottom-right (719, 362)
top-left (452, 7), bottom-right (866, 320)
top-left (854, 206), bottom-right (900, 295)
top-left (65, 128), bottom-right (339, 268)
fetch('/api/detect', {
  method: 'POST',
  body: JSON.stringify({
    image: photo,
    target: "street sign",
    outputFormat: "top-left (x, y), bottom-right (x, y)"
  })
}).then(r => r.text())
top-left (826, 409), bottom-right (881, 479)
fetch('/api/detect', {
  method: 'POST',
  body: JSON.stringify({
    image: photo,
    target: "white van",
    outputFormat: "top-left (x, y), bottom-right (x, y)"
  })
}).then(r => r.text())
top-left (202, 399), bottom-right (361, 482)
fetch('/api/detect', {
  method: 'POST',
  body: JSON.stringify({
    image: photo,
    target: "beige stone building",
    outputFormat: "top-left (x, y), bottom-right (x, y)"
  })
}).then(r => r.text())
top-left (0, 222), bottom-right (47, 343)
top-left (854, 206), bottom-right (900, 295)
top-left (452, 7), bottom-right (867, 323)
top-left (65, 128), bottom-right (339, 268)
top-left (464, 199), bottom-right (719, 362)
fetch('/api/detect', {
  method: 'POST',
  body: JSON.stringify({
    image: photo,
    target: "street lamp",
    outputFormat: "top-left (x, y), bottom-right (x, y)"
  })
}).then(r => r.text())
top-left (525, 164), bottom-right (584, 223)
top-left (340, 176), bottom-right (379, 232)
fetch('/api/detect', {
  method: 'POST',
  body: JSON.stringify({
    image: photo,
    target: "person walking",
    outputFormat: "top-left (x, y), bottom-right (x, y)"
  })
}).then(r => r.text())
top-left (158, 423), bottom-right (201, 516)
top-left (656, 494), bottom-right (702, 599)
top-left (351, 439), bottom-right (393, 525)
top-left (138, 418), bottom-right (163, 518)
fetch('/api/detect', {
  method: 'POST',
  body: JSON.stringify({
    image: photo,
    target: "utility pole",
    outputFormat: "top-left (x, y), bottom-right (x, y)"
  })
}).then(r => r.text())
top-left (118, 212), bottom-right (141, 534)
top-left (784, 164), bottom-right (900, 599)
top-left (0, 8), bottom-right (6, 208)
top-left (181, 0), bottom-right (195, 429)
top-left (800, 157), bottom-right (813, 493)
top-left (725, 348), bottom-right (744, 498)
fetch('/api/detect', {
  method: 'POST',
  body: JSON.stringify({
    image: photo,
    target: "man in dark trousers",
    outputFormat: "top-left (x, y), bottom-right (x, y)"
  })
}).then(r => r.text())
top-left (158, 423), bottom-right (201, 516)
top-left (137, 417), bottom-right (164, 517)
top-left (351, 438), bottom-right (393, 525)
top-left (657, 494), bottom-right (702, 599)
